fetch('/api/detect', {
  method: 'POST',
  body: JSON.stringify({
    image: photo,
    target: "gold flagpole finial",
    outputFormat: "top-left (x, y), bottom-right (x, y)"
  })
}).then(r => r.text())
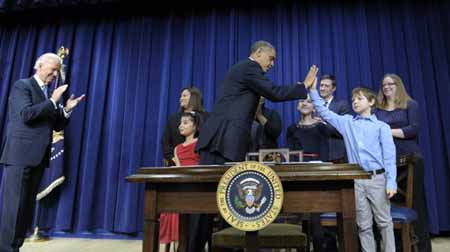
top-left (57, 46), bottom-right (69, 60)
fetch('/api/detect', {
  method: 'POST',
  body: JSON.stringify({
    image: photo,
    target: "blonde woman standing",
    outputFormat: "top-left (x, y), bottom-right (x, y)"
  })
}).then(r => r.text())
top-left (375, 73), bottom-right (431, 252)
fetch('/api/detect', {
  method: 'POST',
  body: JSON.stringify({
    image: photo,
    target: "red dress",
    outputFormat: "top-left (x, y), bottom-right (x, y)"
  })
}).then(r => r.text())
top-left (159, 140), bottom-right (199, 243)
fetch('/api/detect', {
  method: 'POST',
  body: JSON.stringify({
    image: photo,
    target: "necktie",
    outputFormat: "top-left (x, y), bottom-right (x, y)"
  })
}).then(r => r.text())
top-left (324, 101), bottom-right (328, 108)
top-left (41, 86), bottom-right (48, 99)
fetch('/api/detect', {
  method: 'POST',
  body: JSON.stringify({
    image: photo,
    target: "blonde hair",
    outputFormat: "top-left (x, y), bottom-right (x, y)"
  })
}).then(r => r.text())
top-left (377, 73), bottom-right (412, 109)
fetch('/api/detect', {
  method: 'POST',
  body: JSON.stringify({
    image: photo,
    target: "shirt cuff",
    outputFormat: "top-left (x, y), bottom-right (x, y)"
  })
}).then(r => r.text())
top-left (386, 178), bottom-right (397, 191)
top-left (63, 108), bottom-right (72, 118)
top-left (49, 98), bottom-right (58, 109)
top-left (309, 89), bottom-right (320, 98)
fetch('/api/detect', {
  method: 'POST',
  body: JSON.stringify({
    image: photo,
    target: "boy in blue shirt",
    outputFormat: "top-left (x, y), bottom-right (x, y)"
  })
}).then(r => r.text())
top-left (305, 78), bottom-right (397, 252)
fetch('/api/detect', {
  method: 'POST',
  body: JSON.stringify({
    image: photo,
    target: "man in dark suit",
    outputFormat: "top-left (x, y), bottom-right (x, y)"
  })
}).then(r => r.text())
top-left (318, 74), bottom-right (351, 162)
top-left (197, 40), bottom-right (318, 165)
top-left (0, 53), bottom-right (85, 252)
top-left (191, 40), bottom-right (318, 252)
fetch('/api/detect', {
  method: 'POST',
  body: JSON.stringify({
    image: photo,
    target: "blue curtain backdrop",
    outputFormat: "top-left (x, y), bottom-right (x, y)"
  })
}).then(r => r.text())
top-left (0, 0), bottom-right (449, 234)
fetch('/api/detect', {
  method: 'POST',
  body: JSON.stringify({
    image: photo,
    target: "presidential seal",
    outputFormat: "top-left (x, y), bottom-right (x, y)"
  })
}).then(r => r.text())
top-left (216, 161), bottom-right (283, 231)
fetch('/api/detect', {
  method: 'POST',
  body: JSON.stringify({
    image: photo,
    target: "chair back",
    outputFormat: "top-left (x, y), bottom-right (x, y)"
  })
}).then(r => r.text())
top-left (392, 154), bottom-right (419, 252)
top-left (394, 154), bottom-right (416, 208)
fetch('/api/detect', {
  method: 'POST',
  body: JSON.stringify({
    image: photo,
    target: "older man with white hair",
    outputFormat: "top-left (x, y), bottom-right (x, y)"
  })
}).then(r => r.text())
top-left (0, 52), bottom-right (85, 252)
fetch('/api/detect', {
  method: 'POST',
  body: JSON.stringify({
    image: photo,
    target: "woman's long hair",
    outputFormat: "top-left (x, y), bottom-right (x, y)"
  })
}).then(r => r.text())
top-left (180, 86), bottom-right (205, 112)
top-left (377, 73), bottom-right (412, 110)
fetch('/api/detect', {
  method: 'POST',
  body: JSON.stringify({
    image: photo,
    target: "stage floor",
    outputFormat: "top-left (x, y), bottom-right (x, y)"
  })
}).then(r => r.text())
top-left (22, 237), bottom-right (141, 252)
top-left (21, 237), bottom-right (450, 252)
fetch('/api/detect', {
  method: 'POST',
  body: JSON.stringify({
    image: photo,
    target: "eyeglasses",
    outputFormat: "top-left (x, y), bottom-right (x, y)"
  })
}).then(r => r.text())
top-left (299, 99), bottom-right (312, 103)
top-left (382, 82), bottom-right (396, 87)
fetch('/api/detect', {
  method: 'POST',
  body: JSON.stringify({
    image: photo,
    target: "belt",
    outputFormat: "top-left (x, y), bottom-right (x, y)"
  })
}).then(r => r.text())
top-left (368, 168), bottom-right (385, 176)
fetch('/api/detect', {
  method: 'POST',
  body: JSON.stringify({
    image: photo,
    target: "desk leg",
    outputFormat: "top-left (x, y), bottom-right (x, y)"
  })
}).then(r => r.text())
top-left (338, 187), bottom-right (358, 252)
top-left (178, 214), bottom-right (188, 252)
top-left (245, 231), bottom-right (258, 252)
top-left (143, 185), bottom-right (158, 252)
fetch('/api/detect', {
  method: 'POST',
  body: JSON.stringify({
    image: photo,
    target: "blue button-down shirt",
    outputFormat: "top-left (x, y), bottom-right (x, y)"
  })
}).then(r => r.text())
top-left (310, 89), bottom-right (397, 190)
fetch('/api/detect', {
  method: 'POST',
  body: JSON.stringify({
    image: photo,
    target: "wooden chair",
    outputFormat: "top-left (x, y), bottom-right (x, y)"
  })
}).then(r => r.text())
top-left (391, 154), bottom-right (419, 252)
top-left (320, 154), bottom-right (419, 252)
top-left (212, 223), bottom-right (307, 252)
top-left (213, 149), bottom-right (307, 252)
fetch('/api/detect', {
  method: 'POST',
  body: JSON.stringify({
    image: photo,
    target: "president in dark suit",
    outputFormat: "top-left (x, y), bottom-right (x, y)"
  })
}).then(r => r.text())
top-left (191, 40), bottom-right (318, 252)
top-left (197, 40), bottom-right (318, 164)
top-left (0, 53), bottom-right (85, 252)
top-left (318, 74), bottom-right (351, 162)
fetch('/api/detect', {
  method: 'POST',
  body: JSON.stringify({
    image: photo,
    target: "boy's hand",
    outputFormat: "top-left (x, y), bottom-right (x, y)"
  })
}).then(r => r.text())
top-left (386, 189), bottom-right (397, 199)
top-left (303, 65), bottom-right (319, 89)
top-left (311, 77), bottom-right (318, 90)
top-left (313, 116), bottom-right (323, 123)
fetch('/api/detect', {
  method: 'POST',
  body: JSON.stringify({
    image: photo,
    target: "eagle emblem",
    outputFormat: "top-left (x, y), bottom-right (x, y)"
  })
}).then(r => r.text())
top-left (236, 178), bottom-right (267, 214)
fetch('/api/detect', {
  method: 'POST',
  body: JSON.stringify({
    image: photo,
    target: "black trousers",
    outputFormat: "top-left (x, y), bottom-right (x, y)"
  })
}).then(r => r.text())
top-left (310, 213), bottom-right (338, 252)
top-left (184, 150), bottom-right (231, 252)
top-left (412, 156), bottom-right (432, 252)
top-left (0, 163), bottom-right (45, 252)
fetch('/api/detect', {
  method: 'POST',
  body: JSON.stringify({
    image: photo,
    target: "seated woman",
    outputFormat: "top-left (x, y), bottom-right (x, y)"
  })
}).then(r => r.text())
top-left (376, 73), bottom-right (431, 252)
top-left (286, 97), bottom-right (328, 161)
top-left (286, 97), bottom-right (336, 252)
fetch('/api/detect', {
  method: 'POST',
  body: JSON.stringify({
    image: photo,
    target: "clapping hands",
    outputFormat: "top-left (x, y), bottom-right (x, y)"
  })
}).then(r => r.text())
top-left (51, 84), bottom-right (69, 103)
top-left (51, 84), bottom-right (86, 113)
top-left (64, 94), bottom-right (86, 113)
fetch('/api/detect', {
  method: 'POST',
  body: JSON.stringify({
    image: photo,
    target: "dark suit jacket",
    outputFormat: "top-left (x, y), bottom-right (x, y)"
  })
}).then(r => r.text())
top-left (322, 97), bottom-right (351, 161)
top-left (196, 58), bottom-right (307, 161)
top-left (0, 77), bottom-right (69, 167)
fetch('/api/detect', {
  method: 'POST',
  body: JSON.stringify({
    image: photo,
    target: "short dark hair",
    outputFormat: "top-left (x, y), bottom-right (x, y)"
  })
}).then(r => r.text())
top-left (352, 87), bottom-right (378, 110)
top-left (250, 40), bottom-right (274, 54)
top-left (320, 74), bottom-right (337, 87)
top-left (180, 86), bottom-right (205, 112)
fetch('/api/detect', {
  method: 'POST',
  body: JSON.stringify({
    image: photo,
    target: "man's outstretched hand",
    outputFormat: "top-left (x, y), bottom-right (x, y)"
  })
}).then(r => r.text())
top-left (64, 94), bottom-right (86, 113)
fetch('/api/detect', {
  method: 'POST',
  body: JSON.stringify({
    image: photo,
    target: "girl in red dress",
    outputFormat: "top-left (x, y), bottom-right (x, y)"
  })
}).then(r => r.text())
top-left (159, 112), bottom-right (201, 252)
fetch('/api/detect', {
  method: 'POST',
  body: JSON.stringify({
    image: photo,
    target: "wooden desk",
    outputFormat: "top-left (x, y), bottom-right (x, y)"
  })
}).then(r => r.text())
top-left (126, 163), bottom-right (369, 252)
